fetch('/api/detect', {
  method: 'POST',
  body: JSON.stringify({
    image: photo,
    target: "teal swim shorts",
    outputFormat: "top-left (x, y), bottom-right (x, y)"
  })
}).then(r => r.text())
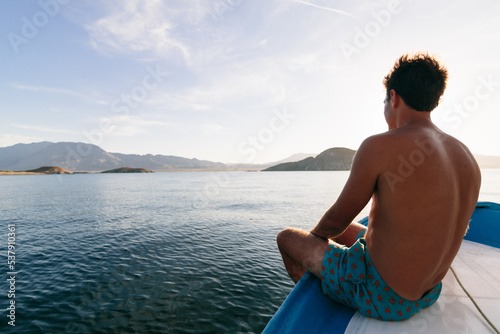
top-left (320, 227), bottom-right (442, 321)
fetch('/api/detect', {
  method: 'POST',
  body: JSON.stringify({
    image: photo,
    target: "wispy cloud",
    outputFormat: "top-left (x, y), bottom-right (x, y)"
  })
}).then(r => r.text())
top-left (13, 84), bottom-right (87, 99)
top-left (290, 0), bottom-right (358, 18)
top-left (97, 115), bottom-right (176, 137)
top-left (147, 63), bottom-right (291, 119)
top-left (13, 124), bottom-right (75, 134)
top-left (200, 121), bottom-right (228, 136)
top-left (82, 0), bottom-right (263, 69)
top-left (84, 0), bottom-right (203, 64)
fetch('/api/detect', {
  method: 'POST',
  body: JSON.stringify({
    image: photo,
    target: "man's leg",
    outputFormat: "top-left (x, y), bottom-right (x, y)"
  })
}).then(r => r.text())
top-left (276, 228), bottom-right (329, 283)
top-left (276, 222), bottom-right (368, 283)
top-left (333, 222), bottom-right (367, 247)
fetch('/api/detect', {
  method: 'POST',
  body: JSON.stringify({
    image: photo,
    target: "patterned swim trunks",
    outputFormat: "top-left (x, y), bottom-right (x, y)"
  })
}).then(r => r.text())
top-left (320, 228), bottom-right (442, 321)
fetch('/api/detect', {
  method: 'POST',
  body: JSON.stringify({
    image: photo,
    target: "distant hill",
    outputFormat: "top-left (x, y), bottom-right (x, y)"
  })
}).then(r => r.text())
top-left (101, 167), bottom-right (154, 173)
top-left (226, 153), bottom-right (318, 171)
top-left (25, 166), bottom-right (73, 174)
top-left (264, 147), bottom-right (356, 171)
top-left (0, 142), bottom-right (226, 172)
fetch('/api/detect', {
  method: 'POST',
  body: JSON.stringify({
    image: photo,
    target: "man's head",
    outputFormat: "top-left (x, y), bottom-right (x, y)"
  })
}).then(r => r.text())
top-left (383, 53), bottom-right (448, 112)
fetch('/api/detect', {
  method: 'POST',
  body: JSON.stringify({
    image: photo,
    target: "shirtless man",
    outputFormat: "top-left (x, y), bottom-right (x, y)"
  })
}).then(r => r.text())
top-left (277, 53), bottom-right (481, 321)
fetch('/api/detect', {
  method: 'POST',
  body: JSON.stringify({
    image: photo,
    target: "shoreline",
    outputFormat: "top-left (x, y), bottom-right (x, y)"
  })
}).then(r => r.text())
top-left (2, 167), bottom-right (499, 176)
top-left (0, 168), bottom-right (261, 175)
top-left (0, 171), bottom-right (46, 175)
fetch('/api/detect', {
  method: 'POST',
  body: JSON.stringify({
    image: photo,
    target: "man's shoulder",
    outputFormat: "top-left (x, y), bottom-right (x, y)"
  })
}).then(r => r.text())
top-left (357, 129), bottom-right (433, 165)
top-left (358, 131), bottom-right (400, 152)
top-left (361, 127), bottom-right (451, 152)
top-left (354, 133), bottom-right (396, 168)
top-left (360, 128), bottom-right (479, 173)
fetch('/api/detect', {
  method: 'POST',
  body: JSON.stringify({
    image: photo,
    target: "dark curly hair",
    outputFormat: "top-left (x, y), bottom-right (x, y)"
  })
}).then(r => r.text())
top-left (383, 53), bottom-right (448, 112)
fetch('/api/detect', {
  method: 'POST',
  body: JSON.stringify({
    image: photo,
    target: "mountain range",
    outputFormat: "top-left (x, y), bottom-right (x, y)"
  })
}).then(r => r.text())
top-left (1, 142), bottom-right (499, 172)
top-left (0, 142), bottom-right (316, 172)
top-left (0, 142), bottom-right (227, 172)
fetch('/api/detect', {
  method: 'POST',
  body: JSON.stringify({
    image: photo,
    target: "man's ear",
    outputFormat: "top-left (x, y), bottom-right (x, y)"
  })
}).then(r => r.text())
top-left (390, 90), bottom-right (399, 109)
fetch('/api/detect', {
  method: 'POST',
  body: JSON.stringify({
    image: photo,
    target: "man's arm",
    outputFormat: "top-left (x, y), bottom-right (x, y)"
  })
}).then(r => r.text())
top-left (310, 136), bottom-right (382, 239)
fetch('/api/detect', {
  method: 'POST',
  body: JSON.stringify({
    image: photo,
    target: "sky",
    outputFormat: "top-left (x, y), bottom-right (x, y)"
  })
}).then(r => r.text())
top-left (1, 0), bottom-right (499, 164)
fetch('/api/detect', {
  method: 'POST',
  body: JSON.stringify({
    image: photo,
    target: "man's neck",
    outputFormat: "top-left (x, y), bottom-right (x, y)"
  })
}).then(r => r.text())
top-left (395, 108), bottom-right (433, 129)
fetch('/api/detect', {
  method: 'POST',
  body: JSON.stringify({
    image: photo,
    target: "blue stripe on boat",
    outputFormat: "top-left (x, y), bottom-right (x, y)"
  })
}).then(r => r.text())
top-left (465, 201), bottom-right (500, 249)
top-left (262, 271), bottom-right (356, 333)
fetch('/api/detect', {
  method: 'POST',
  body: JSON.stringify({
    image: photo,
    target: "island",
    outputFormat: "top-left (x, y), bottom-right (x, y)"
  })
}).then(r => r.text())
top-left (0, 166), bottom-right (73, 175)
top-left (0, 166), bottom-right (154, 175)
top-left (101, 167), bottom-right (154, 173)
top-left (263, 147), bottom-right (356, 171)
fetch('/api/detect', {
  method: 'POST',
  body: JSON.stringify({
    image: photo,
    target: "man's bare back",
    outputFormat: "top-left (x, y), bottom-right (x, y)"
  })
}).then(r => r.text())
top-left (277, 53), bottom-right (481, 320)
top-left (363, 118), bottom-right (481, 300)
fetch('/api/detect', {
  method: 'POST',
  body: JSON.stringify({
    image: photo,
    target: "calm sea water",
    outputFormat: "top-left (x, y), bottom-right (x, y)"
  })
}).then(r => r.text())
top-left (1, 170), bottom-right (499, 333)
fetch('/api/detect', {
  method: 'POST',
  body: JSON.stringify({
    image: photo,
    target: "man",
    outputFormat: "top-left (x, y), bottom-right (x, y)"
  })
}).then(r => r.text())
top-left (277, 53), bottom-right (481, 321)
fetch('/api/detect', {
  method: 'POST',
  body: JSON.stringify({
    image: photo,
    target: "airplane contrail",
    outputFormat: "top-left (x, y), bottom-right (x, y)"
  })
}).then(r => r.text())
top-left (291, 0), bottom-right (358, 19)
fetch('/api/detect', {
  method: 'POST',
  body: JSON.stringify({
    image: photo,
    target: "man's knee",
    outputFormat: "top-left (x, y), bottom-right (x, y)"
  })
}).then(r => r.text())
top-left (276, 227), bottom-right (297, 250)
top-left (277, 228), bottom-right (329, 279)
